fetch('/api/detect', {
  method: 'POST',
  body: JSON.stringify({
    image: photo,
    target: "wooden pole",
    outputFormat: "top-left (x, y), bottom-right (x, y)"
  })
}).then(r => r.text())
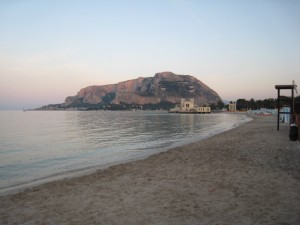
top-left (291, 86), bottom-right (294, 124)
top-left (277, 88), bottom-right (280, 131)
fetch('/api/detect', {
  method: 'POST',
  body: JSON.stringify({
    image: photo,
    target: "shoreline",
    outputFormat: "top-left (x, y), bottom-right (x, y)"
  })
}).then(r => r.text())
top-left (0, 112), bottom-right (252, 196)
top-left (1, 115), bottom-right (300, 224)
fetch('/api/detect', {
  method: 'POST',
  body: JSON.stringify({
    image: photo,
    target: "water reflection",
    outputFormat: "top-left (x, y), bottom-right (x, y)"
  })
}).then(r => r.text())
top-left (0, 110), bottom-right (251, 191)
top-left (73, 111), bottom-right (218, 153)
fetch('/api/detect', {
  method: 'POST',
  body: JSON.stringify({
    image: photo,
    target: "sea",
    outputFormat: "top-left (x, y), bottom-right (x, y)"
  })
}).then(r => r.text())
top-left (0, 110), bottom-right (251, 194)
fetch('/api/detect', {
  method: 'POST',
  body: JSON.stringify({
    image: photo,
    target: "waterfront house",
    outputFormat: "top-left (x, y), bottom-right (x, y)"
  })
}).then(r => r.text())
top-left (228, 102), bottom-right (237, 111)
top-left (169, 98), bottom-right (211, 113)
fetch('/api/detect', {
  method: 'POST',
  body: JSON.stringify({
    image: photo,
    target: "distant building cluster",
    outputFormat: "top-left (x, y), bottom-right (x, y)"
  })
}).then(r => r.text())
top-left (169, 98), bottom-right (211, 113)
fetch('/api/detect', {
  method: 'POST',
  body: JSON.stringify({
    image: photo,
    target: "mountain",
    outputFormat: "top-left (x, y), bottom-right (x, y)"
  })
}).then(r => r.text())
top-left (38, 72), bottom-right (222, 110)
top-left (65, 72), bottom-right (221, 108)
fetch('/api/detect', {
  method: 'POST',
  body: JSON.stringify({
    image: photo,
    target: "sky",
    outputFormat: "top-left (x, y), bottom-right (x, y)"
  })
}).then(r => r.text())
top-left (0, 0), bottom-right (299, 109)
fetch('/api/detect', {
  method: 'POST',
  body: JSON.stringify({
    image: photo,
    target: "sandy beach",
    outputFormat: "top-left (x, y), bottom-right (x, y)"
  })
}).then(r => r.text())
top-left (1, 115), bottom-right (299, 225)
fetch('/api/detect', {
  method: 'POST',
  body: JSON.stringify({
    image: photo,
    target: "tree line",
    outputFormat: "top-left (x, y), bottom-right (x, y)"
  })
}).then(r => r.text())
top-left (231, 96), bottom-right (299, 111)
top-left (235, 98), bottom-right (277, 111)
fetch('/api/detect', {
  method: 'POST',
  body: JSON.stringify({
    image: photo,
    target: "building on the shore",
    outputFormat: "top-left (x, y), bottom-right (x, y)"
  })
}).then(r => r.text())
top-left (169, 98), bottom-right (211, 113)
top-left (228, 102), bottom-right (237, 111)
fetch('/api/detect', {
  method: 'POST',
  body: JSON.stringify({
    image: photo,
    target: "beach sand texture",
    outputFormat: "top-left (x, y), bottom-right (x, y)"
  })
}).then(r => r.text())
top-left (1, 115), bottom-right (300, 225)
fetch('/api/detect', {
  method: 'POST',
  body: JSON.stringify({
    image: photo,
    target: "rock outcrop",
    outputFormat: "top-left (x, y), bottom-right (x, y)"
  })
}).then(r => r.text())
top-left (64, 72), bottom-right (221, 108)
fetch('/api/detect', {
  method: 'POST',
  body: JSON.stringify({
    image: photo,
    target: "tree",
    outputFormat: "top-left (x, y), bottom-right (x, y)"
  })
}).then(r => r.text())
top-left (217, 100), bottom-right (225, 109)
top-left (262, 98), bottom-right (276, 108)
top-left (249, 98), bottom-right (256, 110)
top-left (256, 100), bottom-right (263, 109)
top-left (236, 99), bottom-right (248, 110)
top-left (209, 103), bottom-right (216, 110)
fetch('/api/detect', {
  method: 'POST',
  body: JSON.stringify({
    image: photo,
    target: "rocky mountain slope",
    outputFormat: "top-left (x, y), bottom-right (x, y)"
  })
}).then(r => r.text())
top-left (63, 72), bottom-right (221, 109)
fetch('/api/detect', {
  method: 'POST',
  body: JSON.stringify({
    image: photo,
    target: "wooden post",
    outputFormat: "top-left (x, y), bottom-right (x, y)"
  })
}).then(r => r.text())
top-left (297, 115), bottom-right (300, 142)
top-left (291, 87), bottom-right (294, 118)
top-left (277, 88), bottom-right (280, 131)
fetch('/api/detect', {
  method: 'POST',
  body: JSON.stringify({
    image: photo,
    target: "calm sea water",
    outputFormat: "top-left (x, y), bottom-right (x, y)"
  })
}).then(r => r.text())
top-left (0, 110), bottom-right (251, 193)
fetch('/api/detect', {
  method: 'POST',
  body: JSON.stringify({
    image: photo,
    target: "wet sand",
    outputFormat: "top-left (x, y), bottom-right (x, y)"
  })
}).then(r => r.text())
top-left (1, 115), bottom-right (300, 225)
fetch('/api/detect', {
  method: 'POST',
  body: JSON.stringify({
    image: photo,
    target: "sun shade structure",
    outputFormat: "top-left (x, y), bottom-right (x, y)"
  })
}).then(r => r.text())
top-left (275, 82), bottom-right (297, 131)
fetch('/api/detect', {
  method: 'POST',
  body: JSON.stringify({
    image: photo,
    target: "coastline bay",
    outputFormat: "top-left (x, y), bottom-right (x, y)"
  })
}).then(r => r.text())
top-left (0, 115), bottom-right (299, 224)
top-left (0, 111), bottom-right (251, 193)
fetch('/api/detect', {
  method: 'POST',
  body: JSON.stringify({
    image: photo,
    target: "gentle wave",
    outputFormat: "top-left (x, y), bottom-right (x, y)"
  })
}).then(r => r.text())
top-left (0, 111), bottom-right (251, 193)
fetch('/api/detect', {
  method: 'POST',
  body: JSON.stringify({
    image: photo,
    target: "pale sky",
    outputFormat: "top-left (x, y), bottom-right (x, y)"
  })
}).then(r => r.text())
top-left (0, 0), bottom-right (299, 109)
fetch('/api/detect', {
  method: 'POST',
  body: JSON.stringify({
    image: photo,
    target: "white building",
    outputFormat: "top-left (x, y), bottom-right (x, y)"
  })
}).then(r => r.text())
top-left (169, 98), bottom-right (211, 114)
top-left (228, 102), bottom-right (237, 111)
